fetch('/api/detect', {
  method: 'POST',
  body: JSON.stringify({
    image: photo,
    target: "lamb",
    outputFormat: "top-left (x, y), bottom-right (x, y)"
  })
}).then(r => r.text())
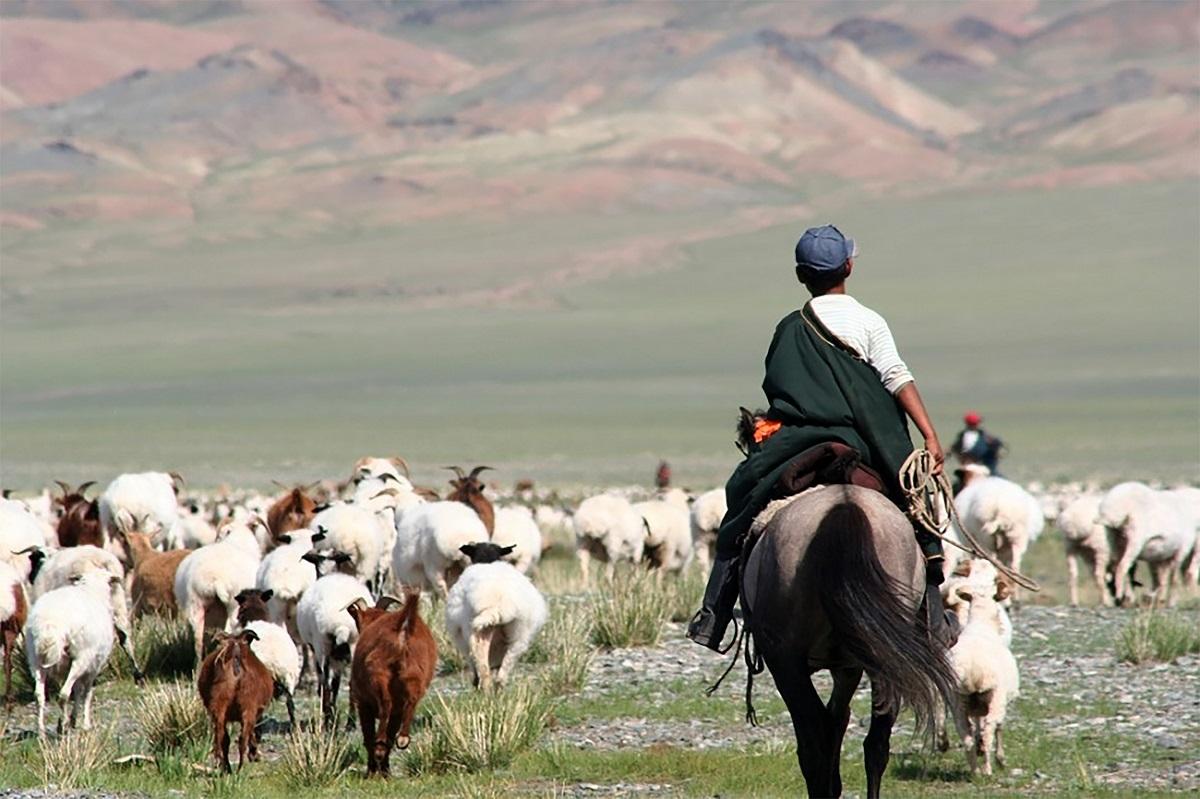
top-left (573, 493), bottom-right (645, 584)
top-left (25, 570), bottom-right (120, 737)
top-left (30, 545), bottom-right (143, 683)
top-left (491, 506), bottom-right (543, 575)
top-left (445, 465), bottom-right (495, 534)
top-left (233, 589), bottom-right (301, 730)
top-left (311, 503), bottom-right (386, 594)
top-left (197, 629), bottom-right (274, 773)
top-left (946, 580), bottom-right (1020, 776)
top-left (296, 572), bottom-right (374, 728)
top-left (118, 529), bottom-right (191, 618)
top-left (445, 542), bottom-right (548, 690)
top-left (0, 561), bottom-right (28, 707)
top-left (689, 488), bottom-right (727, 573)
top-left (1055, 494), bottom-right (1114, 607)
top-left (99, 471), bottom-right (185, 555)
top-left (174, 518), bottom-right (264, 666)
top-left (1099, 482), bottom-right (1193, 607)
top-left (634, 498), bottom-right (693, 575)
top-left (347, 592), bottom-right (437, 776)
top-left (393, 501), bottom-right (489, 596)
top-left (953, 475), bottom-right (1043, 599)
top-left (941, 559), bottom-right (1013, 647)
top-left (0, 500), bottom-right (48, 581)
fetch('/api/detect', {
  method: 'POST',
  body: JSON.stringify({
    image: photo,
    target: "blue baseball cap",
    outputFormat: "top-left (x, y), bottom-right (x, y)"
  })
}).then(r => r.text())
top-left (794, 224), bottom-right (858, 273)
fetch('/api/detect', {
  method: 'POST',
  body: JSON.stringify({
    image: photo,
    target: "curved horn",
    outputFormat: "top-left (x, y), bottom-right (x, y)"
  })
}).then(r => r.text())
top-left (443, 466), bottom-right (467, 480)
top-left (377, 473), bottom-right (401, 484)
top-left (168, 471), bottom-right (186, 490)
top-left (76, 480), bottom-right (96, 496)
top-left (271, 479), bottom-right (290, 491)
top-left (54, 480), bottom-right (72, 497)
top-left (303, 480), bottom-right (321, 492)
top-left (390, 457), bottom-right (410, 478)
top-left (372, 488), bottom-right (401, 501)
top-left (12, 545), bottom-right (41, 555)
top-left (376, 595), bottom-right (404, 610)
top-left (468, 466), bottom-right (493, 480)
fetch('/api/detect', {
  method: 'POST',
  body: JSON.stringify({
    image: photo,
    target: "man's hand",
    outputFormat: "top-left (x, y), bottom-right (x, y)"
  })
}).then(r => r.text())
top-left (925, 436), bottom-right (945, 475)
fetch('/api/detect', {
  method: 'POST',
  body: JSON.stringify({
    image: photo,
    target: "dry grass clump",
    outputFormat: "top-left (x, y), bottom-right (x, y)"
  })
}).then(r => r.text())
top-left (590, 568), bottom-right (673, 648)
top-left (36, 728), bottom-right (114, 789)
top-left (134, 679), bottom-right (207, 755)
top-left (103, 615), bottom-right (193, 682)
top-left (1116, 611), bottom-right (1200, 664)
top-left (524, 598), bottom-right (594, 695)
top-left (276, 718), bottom-right (354, 788)
top-left (406, 681), bottom-right (555, 774)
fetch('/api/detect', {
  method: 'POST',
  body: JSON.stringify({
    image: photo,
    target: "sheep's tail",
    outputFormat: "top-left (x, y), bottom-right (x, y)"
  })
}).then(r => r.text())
top-left (472, 606), bottom-right (508, 631)
top-left (32, 625), bottom-right (67, 669)
top-left (810, 502), bottom-right (956, 737)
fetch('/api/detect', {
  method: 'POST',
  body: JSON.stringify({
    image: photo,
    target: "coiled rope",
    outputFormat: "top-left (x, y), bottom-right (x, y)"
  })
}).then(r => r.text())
top-left (899, 449), bottom-right (1040, 592)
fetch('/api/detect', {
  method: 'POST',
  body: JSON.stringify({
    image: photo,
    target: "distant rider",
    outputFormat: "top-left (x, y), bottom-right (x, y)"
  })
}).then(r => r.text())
top-left (951, 411), bottom-right (1004, 474)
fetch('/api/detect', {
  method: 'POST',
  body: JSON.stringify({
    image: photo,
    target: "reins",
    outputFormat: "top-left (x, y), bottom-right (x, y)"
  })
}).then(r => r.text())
top-left (899, 449), bottom-right (1040, 592)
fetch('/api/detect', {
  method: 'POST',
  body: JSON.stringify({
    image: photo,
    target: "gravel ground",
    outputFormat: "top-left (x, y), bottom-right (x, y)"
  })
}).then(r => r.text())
top-left (555, 608), bottom-right (1200, 792)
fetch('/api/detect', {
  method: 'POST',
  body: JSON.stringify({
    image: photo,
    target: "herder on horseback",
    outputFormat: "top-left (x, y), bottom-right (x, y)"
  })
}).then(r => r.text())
top-left (687, 224), bottom-right (957, 652)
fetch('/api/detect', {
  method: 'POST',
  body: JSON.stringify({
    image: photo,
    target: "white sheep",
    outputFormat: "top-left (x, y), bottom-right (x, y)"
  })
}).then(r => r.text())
top-left (296, 572), bottom-right (373, 726)
top-left (174, 519), bottom-right (263, 665)
top-left (954, 476), bottom-right (1043, 598)
top-left (445, 543), bottom-right (548, 689)
top-left (351, 479), bottom-right (423, 591)
top-left (237, 616), bottom-right (302, 730)
top-left (1055, 494), bottom-right (1113, 607)
top-left (255, 528), bottom-right (325, 635)
top-left (689, 488), bottom-right (727, 573)
top-left (633, 498), bottom-right (693, 575)
top-left (946, 580), bottom-right (1020, 776)
top-left (940, 559), bottom-right (1013, 647)
top-left (1, 560), bottom-right (28, 704)
top-left (311, 503), bottom-right (386, 595)
top-left (99, 471), bottom-right (184, 556)
top-left (533, 504), bottom-right (572, 553)
top-left (29, 545), bottom-right (143, 683)
top-left (1166, 486), bottom-right (1200, 592)
top-left (1099, 482), bottom-right (1193, 607)
top-left (25, 569), bottom-right (120, 736)
top-left (491, 506), bottom-right (543, 575)
top-left (393, 501), bottom-right (489, 596)
top-left (176, 499), bottom-right (218, 549)
top-left (573, 493), bottom-right (645, 584)
top-left (0, 500), bottom-right (48, 582)
top-left (348, 457), bottom-right (413, 494)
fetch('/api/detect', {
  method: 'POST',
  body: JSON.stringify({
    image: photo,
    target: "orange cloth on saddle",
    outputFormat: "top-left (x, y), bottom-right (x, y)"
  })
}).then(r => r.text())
top-left (753, 418), bottom-right (783, 444)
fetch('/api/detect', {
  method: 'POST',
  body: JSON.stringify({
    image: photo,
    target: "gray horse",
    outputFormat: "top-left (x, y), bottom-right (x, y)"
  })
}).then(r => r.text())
top-left (742, 484), bottom-right (955, 799)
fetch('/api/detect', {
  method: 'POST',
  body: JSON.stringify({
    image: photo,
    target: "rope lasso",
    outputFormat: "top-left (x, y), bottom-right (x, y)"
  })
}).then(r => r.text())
top-left (899, 449), bottom-right (1040, 592)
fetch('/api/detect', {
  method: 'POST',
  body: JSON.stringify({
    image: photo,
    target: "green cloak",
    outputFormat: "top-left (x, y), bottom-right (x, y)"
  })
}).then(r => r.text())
top-left (715, 301), bottom-right (914, 557)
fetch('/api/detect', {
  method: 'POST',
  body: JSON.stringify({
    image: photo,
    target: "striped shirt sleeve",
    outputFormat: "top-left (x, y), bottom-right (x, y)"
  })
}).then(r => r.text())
top-left (864, 312), bottom-right (913, 395)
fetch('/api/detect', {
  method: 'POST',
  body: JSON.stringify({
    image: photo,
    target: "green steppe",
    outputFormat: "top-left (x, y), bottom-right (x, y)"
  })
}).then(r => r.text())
top-left (2, 180), bottom-right (1198, 488)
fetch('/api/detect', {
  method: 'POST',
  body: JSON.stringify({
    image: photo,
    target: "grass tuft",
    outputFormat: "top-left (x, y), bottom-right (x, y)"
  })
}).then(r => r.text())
top-left (590, 568), bottom-right (673, 649)
top-left (527, 600), bottom-right (594, 695)
top-left (666, 566), bottom-right (705, 624)
top-left (276, 719), bottom-right (354, 788)
top-left (1116, 610), bottom-right (1200, 664)
top-left (36, 727), bottom-right (114, 789)
top-left (406, 681), bottom-right (555, 774)
top-left (134, 680), bottom-right (208, 756)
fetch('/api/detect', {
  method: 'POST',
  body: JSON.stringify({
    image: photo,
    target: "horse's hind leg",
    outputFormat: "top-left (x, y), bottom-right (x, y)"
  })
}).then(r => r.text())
top-left (767, 656), bottom-right (836, 798)
top-left (826, 667), bottom-right (862, 798)
top-left (864, 680), bottom-right (897, 799)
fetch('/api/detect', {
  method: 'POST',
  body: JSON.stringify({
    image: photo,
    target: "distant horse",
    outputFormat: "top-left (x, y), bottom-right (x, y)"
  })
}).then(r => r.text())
top-left (742, 485), bottom-right (955, 799)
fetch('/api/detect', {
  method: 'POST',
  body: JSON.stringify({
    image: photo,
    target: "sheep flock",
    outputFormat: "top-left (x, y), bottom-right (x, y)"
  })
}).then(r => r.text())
top-left (0, 458), bottom-right (1197, 788)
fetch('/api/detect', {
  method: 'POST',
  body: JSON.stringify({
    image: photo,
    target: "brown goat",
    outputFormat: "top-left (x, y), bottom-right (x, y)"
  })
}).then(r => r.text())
top-left (121, 529), bottom-right (190, 618)
top-left (53, 481), bottom-right (102, 548)
top-left (347, 592), bottom-right (437, 777)
top-left (445, 465), bottom-right (495, 535)
top-left (197, 629), bottom-right (274, 773)
top-left (2, 578), bottom-right (28, 708)
top-left (266, 484), bottom-right (317, 545)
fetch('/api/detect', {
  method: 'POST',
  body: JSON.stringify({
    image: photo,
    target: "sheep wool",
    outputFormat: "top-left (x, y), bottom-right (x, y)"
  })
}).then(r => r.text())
top-left (445, 561), bottom-right (548, 689)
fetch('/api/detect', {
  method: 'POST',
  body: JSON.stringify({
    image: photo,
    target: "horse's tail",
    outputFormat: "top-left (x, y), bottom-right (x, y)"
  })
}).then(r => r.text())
top-left (810, 501), bottom-right (955, 735)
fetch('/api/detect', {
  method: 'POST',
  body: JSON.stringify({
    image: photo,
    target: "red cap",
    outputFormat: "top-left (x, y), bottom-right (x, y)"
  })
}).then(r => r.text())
top-left (963, 411), bottom-right (982, 426)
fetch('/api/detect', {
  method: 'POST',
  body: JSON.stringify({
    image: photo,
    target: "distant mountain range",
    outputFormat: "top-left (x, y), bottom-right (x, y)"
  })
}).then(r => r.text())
top-left (2, 0), bottom-right (1197, 245)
